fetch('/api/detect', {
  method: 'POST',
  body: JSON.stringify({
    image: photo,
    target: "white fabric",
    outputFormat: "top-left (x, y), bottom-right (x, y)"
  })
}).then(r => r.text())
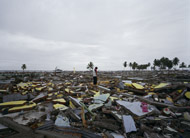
top-left (93, 69), bottom-right (96, 77)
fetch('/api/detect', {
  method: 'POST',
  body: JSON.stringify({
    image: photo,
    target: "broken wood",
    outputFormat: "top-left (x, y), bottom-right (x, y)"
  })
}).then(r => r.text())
top-left (91, 121), bottom-right (120, 131)
top-left (124, 87), bottom-right (147, 95)
top-left (173, 89), bottom-right (187, 102)
top-left (81, 106), bottom-right (87, 128)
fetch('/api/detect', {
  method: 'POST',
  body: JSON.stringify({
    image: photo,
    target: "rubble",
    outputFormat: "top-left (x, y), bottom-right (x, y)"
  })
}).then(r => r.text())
top-left (0, 70), bottom-right (190, 137)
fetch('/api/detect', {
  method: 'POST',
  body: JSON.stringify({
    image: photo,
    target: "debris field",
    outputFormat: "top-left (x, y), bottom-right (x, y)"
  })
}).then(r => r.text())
top-left (0, 70), bottom-right (190, 138)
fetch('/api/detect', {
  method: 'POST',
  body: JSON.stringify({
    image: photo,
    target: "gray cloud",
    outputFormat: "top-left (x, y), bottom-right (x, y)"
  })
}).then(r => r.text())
top-left (0, 0), bottom-right (189, 70)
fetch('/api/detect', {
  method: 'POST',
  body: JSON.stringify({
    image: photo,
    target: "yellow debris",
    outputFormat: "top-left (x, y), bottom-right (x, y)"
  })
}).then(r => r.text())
top-left (110, 96), bottom-right (118, 101)
top-left (17, 82), bottom-right (28, 89)
top-left (65, 82), bottom-right (71, 85)
top-left (151, 84), bottom-right (156, 88)
top-left (154, 83), bottom-right (169, 89)
top-left (31, 84), bottom-right (37, 87)
top-left (27, 82), bottom-right (32, 85)
top-left (70, 90), bottom-right (74, 94)
top-left (54, 92), bottom-right (58, 95)
top-left (48, 88), bottom-right (53, 91)
top-left (48, 93), bottom-right (53, 97)
top-left (8, 102), bottom-right (36, 112)
top-left (116, 88), bottom-right (120, 92)
top-left (0, 100), bottom-right (26, 106)
top-left (148, 92), bottom-right (156, 95)
top-left (57, 94), bottom-right (63, 98)
top-left (69, 100), bottom-right (76, 109)
top-left (47, 83), bottom-right (52, 86)
top-left (22, 91), bottom-right (28, 95)
top-left (65, 88), bottom-right (74, 93)
top-left (94, 91), bottom-right (100, 97)
top-left (65, 88), bottom-right (70, 93)
top-left (128, 92), bottom-right (134, 95)
top-left (53, 104), bottom-right (68, 110)
top-left (184, 112), bottom-right (190, 121)
top-left (185, 92), bottom-right (190, 99)
top-left (53, 98), bottom-right (66, 103)
top-left (166, 97), bottom-right (173, 103)
top-left (35, 87), bottom-right (45, 91)
top-left (125, 83), bottom-right (132, 87)
top-left (177, 89), bottom-right (183, 93)
top-left (100, 81), bottom-right (110, 84)
top-left (132, 83), bottom-right (144, 89)
top-left (90, 90), bottom-right (98, 94)
top-left (78, 98), bottom-right (82, 101)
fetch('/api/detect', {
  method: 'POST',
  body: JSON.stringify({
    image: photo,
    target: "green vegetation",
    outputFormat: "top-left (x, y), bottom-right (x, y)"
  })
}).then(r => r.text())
top-left (123, 57), bottom-right (188, 71)
top-left (179, 62), bottom-right (186, 70)
top-left (21, 64), bottom-right (26, 72)
top-left (87, 62), bottom-right (94, 71)
top-left (123, 61), bottom-right (127, 70)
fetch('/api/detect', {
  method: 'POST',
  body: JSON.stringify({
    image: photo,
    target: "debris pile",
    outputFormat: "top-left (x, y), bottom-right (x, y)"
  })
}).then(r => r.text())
top-left (0, 71), bottom-right (190, 138)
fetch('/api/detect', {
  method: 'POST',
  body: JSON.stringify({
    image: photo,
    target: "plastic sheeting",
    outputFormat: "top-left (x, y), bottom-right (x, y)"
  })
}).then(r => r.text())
top-left (116, 101), bottom-right (153, 116)
top-left (122, 115), bottom-right (137, 133)
top-left (55, 115), bottom-right (70, 127)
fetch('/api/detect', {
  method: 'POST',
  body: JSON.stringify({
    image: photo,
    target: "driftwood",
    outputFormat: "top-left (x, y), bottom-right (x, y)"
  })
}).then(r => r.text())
top-left (54, 126), bottom-right (102, 138)
top-left (173, 89), bottom-right (187, 102)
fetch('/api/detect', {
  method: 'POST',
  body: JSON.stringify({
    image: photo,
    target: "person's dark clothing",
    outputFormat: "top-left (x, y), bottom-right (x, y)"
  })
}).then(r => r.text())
top-left (93, 76), bottom-right (97, 85)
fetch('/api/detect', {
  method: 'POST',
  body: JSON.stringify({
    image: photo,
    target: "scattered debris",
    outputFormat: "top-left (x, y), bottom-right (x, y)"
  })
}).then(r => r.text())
top-left (0, 70), bottom-right (190, 137)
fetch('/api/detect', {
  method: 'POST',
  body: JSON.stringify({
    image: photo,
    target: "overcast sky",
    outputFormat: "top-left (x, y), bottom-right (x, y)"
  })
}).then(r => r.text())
top-left (0, 0), bottom-right (189, 71)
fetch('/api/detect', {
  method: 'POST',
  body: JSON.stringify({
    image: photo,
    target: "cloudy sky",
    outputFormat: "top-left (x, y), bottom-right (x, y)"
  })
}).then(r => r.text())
top-left (0, 0), bottom-right (189, 71)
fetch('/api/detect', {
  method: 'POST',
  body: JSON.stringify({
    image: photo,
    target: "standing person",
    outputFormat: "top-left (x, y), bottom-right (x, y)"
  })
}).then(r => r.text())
top-left (93, 67), bottom-right (98, 85)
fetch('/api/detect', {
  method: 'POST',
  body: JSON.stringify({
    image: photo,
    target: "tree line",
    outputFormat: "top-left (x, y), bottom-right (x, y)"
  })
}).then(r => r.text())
top-left (123, 57), bottom-right (190, 71)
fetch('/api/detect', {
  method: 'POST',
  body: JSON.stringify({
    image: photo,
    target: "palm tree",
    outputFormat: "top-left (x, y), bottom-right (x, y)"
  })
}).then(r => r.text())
top-left (173, 57), bottom-right (179, 70)
top-left (21, 64), bottom-right (26, 72)
top-left (153, 59), bottom-right (161, 70)
top-left (147, 62), bottom-right (151, 70)
top-left (179, 62), bottom-right (186, 70)
top-left (129, 62), bottom-right (132, 70)
top-left (167, 60), bottom-right (173, 70)
top-left (132, 62), bottom-right (138, 70)
top-left (87, 62), bottom-right (94, 71)
top-left (160, 57), bottom-right (168, 70)
top-left (123, 61), bottom-right (127, 70)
